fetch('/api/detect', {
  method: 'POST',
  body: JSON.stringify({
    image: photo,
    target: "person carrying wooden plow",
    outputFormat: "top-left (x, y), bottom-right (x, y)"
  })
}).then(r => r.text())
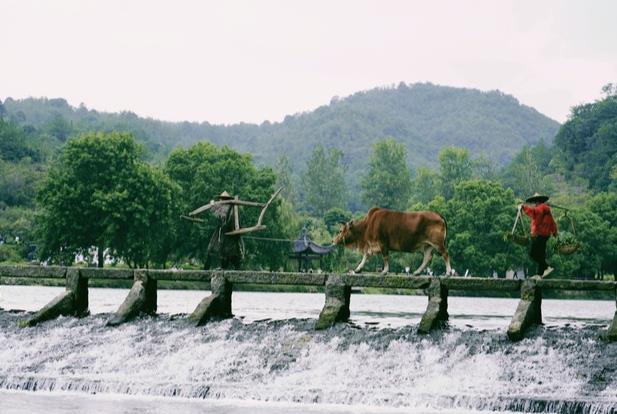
top-left (202, 191), bottom-right (243, 269)
top-left (518, 192), bottom-right (558, 277)
top-left (184, 188), bottom-right (282, 270)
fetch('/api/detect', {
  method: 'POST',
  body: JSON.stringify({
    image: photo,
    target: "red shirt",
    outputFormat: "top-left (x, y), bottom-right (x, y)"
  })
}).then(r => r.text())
top-left (522, 203), bottom-right (557, 237)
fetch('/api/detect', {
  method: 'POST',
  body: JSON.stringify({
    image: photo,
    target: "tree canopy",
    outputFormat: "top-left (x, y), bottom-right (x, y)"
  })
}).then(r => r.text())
top-left (500, 140), bottom-right (554, 199)
top-left (301, 145), bottom-right (347, 217)
top-left (554, 91), bottom-right (617, 191)
top-left (438, 147), bottom-right (473, 200)
top-left (36, 132), bottom-right (176, 267)
top-left (361, 138), bottom-right (412, 210)
top-left (0, 119), bottom-right (42, 163)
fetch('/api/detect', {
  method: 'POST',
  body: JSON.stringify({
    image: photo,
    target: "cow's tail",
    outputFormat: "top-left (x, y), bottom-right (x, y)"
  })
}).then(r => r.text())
top-left (438, 213), bottom-right (448, 246)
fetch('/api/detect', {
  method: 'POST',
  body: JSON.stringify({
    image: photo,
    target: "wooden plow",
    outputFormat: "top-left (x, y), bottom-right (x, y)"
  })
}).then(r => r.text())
top-left (183, 187), bottom-right (283, 236)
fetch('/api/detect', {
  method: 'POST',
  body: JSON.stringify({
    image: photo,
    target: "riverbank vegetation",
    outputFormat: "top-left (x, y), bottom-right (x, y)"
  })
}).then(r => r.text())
top-left (0, 84), bottom-right (615, 281)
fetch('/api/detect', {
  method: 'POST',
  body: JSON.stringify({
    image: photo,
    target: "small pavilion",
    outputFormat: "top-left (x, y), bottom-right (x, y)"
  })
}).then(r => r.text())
top-left (290, 227), bottom-right (335, 272)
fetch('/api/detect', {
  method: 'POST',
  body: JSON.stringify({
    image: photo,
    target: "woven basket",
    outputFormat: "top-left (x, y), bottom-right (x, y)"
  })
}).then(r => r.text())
top-left (555, 213), bottom-right (580, 256)
top-left (557, 243), bottom-right (580, 256)
top-left (507, 233), bottom-right (530, 246)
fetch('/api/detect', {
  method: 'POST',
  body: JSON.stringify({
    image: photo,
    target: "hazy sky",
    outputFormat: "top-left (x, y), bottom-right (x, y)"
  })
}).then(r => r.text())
top-left (2, 0), bottom-right (615, 125)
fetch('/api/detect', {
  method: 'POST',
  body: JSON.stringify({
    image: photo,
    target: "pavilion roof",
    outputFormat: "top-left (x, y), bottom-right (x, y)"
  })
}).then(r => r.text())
top-left (291, 228), bottom-right (336, 255)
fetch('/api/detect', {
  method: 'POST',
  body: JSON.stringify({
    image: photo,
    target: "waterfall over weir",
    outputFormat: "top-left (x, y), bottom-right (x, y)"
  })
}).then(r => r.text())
top-left (1, 288), bottom-right (616, 414)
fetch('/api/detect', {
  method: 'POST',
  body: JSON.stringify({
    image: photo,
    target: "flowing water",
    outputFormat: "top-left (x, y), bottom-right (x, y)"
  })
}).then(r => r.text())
top-left (0, 285), bottom-right (616, 413)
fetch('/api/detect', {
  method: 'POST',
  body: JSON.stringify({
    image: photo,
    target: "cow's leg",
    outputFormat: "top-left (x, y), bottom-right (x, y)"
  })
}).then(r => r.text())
top-left (437, 243), bottom-right (453, 276)
top-left (413, 245), bottom-right (433, 276)
top-left (381, 250), bottom-right (389, 275)
top-left (353, 253), bottom-right (369, 274)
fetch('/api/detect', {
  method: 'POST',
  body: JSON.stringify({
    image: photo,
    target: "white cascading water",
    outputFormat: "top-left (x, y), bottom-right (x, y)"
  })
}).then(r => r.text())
top-left (0, 286), bottom-right (616, 413)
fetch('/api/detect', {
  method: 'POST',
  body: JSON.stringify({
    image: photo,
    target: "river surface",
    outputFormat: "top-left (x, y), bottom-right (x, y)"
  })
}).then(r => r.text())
top-left (1, 285), bottom-right (616, 413)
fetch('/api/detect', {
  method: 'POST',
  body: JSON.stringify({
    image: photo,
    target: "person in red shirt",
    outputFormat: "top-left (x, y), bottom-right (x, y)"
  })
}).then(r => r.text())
top-left (518, 192), bottom-right (558, 277)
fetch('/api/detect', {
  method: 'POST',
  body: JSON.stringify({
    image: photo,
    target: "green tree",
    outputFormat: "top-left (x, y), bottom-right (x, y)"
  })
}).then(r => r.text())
top-left (410, 167), bottom-right (441, 204)
top-left (501, 144), bottom-right (554, 198)
top-left (46, 112), bottom-right (73, 142)
top-left (0, 206), bottom-right (37, 262)
top-left (554, 89), bottom-right (617, 191)
top-left (607, 162), bottom-right (617, 192)
top-left (473, 155), bottom-right (498, 181)
top-left (586, 192), bottom-right (617, 277)
top-left (275, 154), bottom-right (298, 205)
top-left (323, 207), bottom-right (352, 233)
top-left (361, 138), bottom-right (412, 210)
top-left (439, 147), bottom-right (473, 200)
top-left (301, 145), bottom-right (347, 217)
top-left (97, 164), bottom-right (179, 268)
top-left (37, 132), bottom-right (175, 267)
top-left (0, 244), bottom-right (22, 263)
top-left (0, 119), bottom-right (41, 162)
top-left (444, 180), bottom-right (518, 276)
top-left (0, 158), bottom-right (45, 208)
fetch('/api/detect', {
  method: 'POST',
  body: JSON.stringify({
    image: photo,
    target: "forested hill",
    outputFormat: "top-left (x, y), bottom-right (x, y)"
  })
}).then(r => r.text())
top-left (242, 83), bottom-right (560, 171)
top-left (2, 83), bottom-right (559, 172)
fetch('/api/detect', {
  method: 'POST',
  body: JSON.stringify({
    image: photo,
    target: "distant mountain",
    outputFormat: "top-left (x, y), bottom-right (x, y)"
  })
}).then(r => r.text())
top-left (2, 82), bottom-right (560, 177)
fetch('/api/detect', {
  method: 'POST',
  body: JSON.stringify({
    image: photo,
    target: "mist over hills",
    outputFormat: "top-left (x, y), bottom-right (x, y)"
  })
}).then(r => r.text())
top-left (2, 82), bottom-right (560, 177)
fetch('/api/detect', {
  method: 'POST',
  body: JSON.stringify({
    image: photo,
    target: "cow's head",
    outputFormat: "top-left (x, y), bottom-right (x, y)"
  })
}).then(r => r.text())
top-left (332, 220), bottom-right (357, 246)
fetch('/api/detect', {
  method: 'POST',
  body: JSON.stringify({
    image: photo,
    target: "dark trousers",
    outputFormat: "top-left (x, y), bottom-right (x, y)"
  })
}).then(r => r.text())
top-left (529, 235), bottom-right (549, 275)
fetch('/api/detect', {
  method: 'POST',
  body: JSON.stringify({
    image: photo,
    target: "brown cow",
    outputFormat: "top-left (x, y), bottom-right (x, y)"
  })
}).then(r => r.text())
top-left (333, 207), bottom-right (453, 276)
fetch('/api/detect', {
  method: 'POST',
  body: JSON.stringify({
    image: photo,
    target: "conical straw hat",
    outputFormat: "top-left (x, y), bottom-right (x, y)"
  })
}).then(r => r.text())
top-left (525, 192), bottom-right (549, 203)
top-left (217, 191), bottom-right (233, 200)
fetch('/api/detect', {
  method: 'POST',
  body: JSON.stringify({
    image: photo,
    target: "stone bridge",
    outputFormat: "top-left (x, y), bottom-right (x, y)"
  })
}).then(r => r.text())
top-left (1, 265), bottom-right (616, 341)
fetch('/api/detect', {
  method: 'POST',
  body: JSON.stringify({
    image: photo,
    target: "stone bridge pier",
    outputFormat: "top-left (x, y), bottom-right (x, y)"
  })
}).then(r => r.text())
top-left (315, 274), bottom-right (351, 330)
top-left (26, 268), bottom-right (89, 326)
top-left (107, 270), bottom-right (157, 326)
top-left (189, 272), bottom-right (233, 325)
